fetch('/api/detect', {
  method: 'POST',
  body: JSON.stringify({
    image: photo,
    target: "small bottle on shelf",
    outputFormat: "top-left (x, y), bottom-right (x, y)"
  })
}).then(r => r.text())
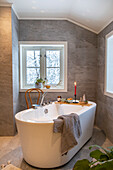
top-left (57, 96), bottom-right (62, 102)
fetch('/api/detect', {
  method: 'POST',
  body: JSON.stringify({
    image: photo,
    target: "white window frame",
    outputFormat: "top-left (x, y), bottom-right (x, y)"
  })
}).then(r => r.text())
top-left (19, 41), bottom-right (67, 92)
top-left (104, 31), bottom-right (113, 98)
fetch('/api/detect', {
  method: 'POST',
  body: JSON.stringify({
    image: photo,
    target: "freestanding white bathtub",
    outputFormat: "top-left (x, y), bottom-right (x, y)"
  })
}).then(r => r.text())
top-left (15, 101), bottom-right (96, 168)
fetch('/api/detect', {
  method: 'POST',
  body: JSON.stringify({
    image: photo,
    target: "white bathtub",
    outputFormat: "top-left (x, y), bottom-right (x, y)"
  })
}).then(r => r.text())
top-left (15, 101), bottom-right (96, 168)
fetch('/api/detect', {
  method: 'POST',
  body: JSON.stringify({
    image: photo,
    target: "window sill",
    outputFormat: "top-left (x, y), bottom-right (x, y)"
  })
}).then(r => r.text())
top-left (104, 91), bottom-right (113, 98)
top-left (19, 88), bottom-right (67, 93)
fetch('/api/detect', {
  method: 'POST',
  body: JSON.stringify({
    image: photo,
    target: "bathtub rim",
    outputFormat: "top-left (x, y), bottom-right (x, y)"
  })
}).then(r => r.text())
top-left (15, 101), bottom-right (96, 124)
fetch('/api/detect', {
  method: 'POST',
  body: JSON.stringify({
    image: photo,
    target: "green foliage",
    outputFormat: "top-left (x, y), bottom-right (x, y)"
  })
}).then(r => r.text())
top-left (89, 145), bottom-right (111, 156)
top-left (99, 155), bottom-right (109, 162)
top-left (91, 160), bottom-right (113, 170)
top-left (73, 145), bottom-right (113, 170)
top-left (73, 159), bottom-right (90, 170)
top-left (35, 78), bottom-right (44, 84)
top-left (90, 150), bottom-right (108, 161)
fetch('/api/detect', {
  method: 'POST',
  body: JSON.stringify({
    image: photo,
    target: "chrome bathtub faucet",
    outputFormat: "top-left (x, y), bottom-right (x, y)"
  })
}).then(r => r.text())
top-left (32, 92), bottom-right (48, 109)
top-left (32, 92), bottom-right (52, 109)
top-left (40, 92), bottom-right (48, 106)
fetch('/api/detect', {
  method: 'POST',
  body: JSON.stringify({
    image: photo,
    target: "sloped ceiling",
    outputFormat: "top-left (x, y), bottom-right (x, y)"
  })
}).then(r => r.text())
top-left (0, 0), bottom-right (113, 33)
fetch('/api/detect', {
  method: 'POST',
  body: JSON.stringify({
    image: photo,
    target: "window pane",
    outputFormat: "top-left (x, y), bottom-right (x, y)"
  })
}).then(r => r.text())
top-left (106, 35), bottom-right (113, 93)
top-left (27, 68), bottom-right (40, 84)
top-left (27, 50), bottom-right (40, 67)
top-left (46, 50), bottom-right (60, 67)
top-left (47, 68), bottom-right (60, 84)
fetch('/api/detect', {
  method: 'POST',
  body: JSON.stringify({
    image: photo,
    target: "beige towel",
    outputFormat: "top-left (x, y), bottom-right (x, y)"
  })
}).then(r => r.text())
top-left (3, 165), bottom-right (22, 170)
top-left (53, 113), bottom-right (82, 155)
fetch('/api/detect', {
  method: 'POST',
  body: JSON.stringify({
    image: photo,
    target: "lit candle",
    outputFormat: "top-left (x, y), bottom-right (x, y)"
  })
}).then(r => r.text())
top-left (74, 82), bottom-right (76, 95)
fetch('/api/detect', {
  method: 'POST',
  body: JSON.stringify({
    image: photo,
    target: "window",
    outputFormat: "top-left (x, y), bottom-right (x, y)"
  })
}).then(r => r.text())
top-left (20, 42), bottom-right (67, 92)
top-left (104, 31), bottom-right (113, 97)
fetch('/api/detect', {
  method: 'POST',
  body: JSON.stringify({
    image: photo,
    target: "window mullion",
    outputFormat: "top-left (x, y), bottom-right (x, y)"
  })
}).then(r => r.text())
top-left (27, 67), bottom-right (40, 68)
top-left (46, 67), bottom-right (60, 68)
top-left (24, 48), bottom-right (27, 87)
top-left (40, 48), bottom-right (44, 79)
top-left (60, 49), bottom-right (63, 84)
top-left (44, 48), bottom-right (46, 79)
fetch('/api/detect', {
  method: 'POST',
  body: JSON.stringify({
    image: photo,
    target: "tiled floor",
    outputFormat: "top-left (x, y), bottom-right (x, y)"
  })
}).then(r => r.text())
top-left (0, 127), bottom-right (112, 170)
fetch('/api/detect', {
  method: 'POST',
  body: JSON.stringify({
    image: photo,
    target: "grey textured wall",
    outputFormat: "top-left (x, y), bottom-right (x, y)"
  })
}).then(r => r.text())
top-left (19, 20), bottom-right (98, 110)
top-left (12, 9), bottom-right (19, 132)
top-left (0, 7), bottom-right (14, 135)
top-left (96, 21), bottom-right (113, 142)
top-left (0, 7), bottom-right (19, 135)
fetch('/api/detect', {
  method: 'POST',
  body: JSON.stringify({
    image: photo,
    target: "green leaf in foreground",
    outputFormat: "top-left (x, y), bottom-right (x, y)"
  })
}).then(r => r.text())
top-left (73, 145), bottom-right (113, 170)
top-left (89, 145), bottom-right (111, 158)
top-left (100, 155), bottom-right (109, 162)
top-left (73, 159), bottom-right (90, 170)
top-left (90, 149), bottom-right (109, 162)
top-left (91, 159), bottom-right (113, 170)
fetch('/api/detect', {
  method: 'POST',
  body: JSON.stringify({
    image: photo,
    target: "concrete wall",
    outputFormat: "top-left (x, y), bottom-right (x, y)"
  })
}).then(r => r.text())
top-left (0, 7), bottom-right (19, 135)
top-left (12, 9), bottom-right (19, 132)
top-left (0, 7), bottom-right (14, 135)
top-left (19, 20), bottom-right (98, 110)
top-left (96, 21), bottom-right (113, 142)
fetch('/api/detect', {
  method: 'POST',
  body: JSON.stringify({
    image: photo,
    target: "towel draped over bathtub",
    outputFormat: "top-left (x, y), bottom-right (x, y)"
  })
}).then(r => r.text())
top-left (53, 113), bottom-right (82, 155)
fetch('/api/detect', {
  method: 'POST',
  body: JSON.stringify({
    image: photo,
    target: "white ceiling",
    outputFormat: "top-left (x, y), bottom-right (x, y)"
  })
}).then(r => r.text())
top-left (1, 0), bottom-right (113, 33)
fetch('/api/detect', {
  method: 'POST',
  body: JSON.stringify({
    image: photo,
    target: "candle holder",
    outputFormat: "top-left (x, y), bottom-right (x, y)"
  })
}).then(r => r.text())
top-left (73, 94), bottom-right (78, 103)
top-left (75, 94), bottom-right (76, 101)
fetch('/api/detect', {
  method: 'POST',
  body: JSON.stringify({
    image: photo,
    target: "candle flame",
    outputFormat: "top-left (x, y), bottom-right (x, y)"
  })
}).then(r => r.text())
top-left (74, 82), bottom-right (76, 86)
